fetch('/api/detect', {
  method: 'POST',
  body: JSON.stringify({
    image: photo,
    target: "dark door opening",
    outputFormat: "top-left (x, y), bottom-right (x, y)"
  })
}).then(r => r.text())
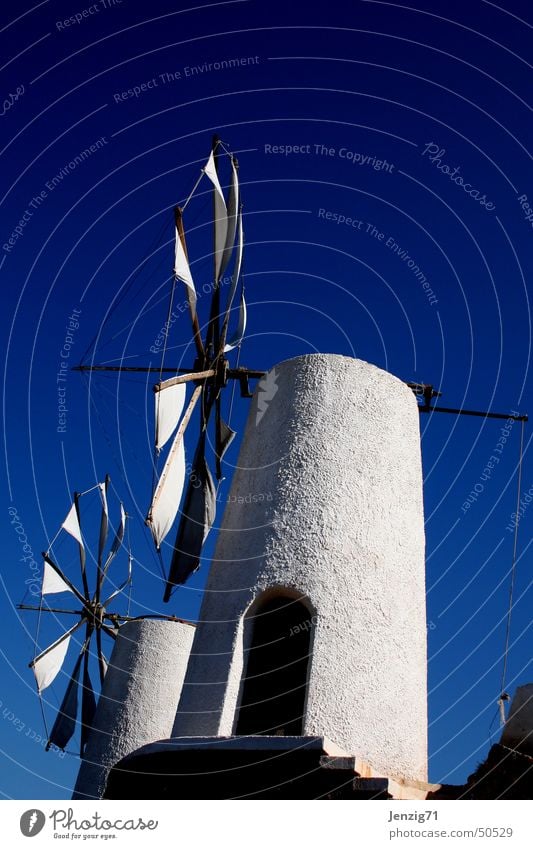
top-left (235, 596), bottom-right (312, 736)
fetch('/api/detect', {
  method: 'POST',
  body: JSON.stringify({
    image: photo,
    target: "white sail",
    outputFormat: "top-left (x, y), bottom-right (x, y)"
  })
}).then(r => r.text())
top-left (224, 209), bottom-right (244, 322)
top-left (174, 226), bottom-right (197, 314)
top-left (61, 503), bottom-right (83, 547)
top-left (224, 213), bottom-right (246, 353)
top-left (31, 635), bottom-right (71, 693)
top-left (234, 208), bottom-right (244, 281)
top-left (109, 502), bottom-right (126, 557)
top-left (147, 429), bottom-right (187, 549)
top-left (97, 481), bottom-right (109, 565)
top-left (220, 159), bottom-right (239, 278)
top-left (98, 482), bottom-right (108, 519)
top-left (42, 561), bottom-right (73, 596)
top-left (100, 654), bottom-right (108, 679)
top-left (204, 150), bottom-right (228, 280)
top-left (224, 290), bottom-right (247, 353)
top-left (103, 502), bottom-right (127, 574)
top-left (155, 380), bottom-right (187, 453)
top-left (204, 150), bottom-right (225, 204)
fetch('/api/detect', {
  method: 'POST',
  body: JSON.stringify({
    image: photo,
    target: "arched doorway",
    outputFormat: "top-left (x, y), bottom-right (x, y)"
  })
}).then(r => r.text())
top-left (235, 595), bottom-right (312, 736)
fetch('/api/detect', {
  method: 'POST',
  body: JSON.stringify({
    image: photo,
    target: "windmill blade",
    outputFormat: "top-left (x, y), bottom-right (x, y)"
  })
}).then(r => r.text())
top-left (73, 493), bottom-right (89, 599)
top-left (174, 209), bottom-right (197, 314)
top-left (46, 645), bottom-right (85, 751)
top-left (148, 432), bottom-right (185, 550)
top-left (99, 653), bottom-right (109, 679)
top-left (224, 289), bottom-right (247, 353)
top-left (30, 620), bottom-right (84, 693)
top-left (95, 627), bottom-right (107, 688)
top-left (155, 378), bottom-right (188, 453)
top-left (103, 552), bottom-right (133, 606)
top-left (221, 209), bottom-right (244, 352)
top-left (174, 208), bottom-right (204, 358)
top-left (219, 157), bottom-right (239, 279)
top-left (147, 385), bottom-right (202, 549)
top-left (41, 554), bottom-right (88, 608)
top-left (61, 502), bottom-right (83, 547)
top-left (81, 645), bottom-right (97, 753)
top-left (163, 434), bottom-right (216, 601)
top-left (31, 637), bottom-right (70, 694)
top-left (97, 478), bottom-right (109, 568)
top-left (215, 395), bottom-right (236, 480)
top-left (101, 503), bottom-right (127, 580)
top-left (41, 559), bottom-right (75, 596)
top-left (204, 145), bottom-right (228, 280)
top-left (95, 478), bottom-right (110, 609)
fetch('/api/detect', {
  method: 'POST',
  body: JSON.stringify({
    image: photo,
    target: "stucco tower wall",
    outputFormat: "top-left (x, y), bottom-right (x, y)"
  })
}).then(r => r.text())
top-left (73, 619), bottom-right (194, 799)
top-left (173, 354), bottom-right (427, 781)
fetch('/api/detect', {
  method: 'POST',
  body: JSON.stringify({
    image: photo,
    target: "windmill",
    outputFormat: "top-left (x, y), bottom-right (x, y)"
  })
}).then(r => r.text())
top-left (18, 476), bottom-right (132, 754)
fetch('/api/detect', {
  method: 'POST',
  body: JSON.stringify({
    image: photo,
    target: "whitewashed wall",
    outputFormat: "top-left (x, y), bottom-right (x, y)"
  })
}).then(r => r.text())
top-left (173, 355), bottom-right (428, 782)
top-left (73, 619), bottom-right (194, 799)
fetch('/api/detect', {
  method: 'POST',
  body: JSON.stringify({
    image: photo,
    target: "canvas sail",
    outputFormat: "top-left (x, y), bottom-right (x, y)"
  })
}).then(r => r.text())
top-left (163, 436), bottom-right (216, 599)
top-left (204, 150), bottom-right (228, 280)
top-left (31, 634), bottom-right (71, 693)
top-left (61, 503), bottom-right (83, 547)
top-left (41, 560), bottom-right (73, 596)
top-left (47, 650), bottom-right (84, 750)
top-left (223, 210), bottom-right (244, 351)
top-left (147, 429), bottom-right (187, 549)
top-left (174, 224), bottom-right (197, 315)
top-left (224, 289), bottom-right (247, 352)
top-left (219, 158), bottom-right (239, 278)
top-left (155, 380), bottom-right (187, 453)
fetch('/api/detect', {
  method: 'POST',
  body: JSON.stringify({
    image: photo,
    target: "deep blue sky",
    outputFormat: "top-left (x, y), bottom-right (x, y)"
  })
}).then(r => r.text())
top-left (1, 0), bottom-right (532, 799)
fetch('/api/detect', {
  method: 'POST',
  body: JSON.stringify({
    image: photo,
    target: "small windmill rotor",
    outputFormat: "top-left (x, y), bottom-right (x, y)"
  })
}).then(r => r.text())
top-left (22, 477), bottom-right (132, 755)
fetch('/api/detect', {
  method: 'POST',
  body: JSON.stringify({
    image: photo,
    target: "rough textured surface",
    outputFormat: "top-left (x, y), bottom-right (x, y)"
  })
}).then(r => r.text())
top-left (173, 354), bottom-right (427, 781)
top-left (73, 619), bottom-right (194, 799)
top-left (500, 684), bottom-right (533, 755)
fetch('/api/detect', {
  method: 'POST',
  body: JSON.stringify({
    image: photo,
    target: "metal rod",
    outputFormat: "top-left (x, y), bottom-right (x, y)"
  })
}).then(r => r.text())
top-left (181, 168), bottom-right (206, 212)
top-left (17, 604), bottom-right (191, 625)
top-left (29, 620), bottom-right (85, 666)
top-left (420, 405), bottom-right (528, 422)
top-left (18, 605), bottom-right (84, 615)
top-left (73, 364), bottom-right (527, 422)
top-left (229, 368), bottom-right (265, 379)
top-left (73, 365), bottom-right (266, 378)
